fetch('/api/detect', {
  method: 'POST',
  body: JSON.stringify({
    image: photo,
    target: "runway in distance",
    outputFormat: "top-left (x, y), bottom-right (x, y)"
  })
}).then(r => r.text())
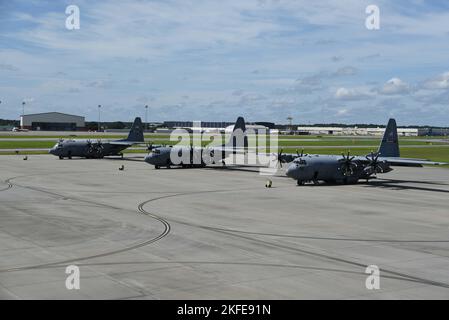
top-left (144, 117), bottom-right (247, 169)
top-left (284, 119), bottom-right (447, 185)
top-left (49, 117), bottom-right (144, 159)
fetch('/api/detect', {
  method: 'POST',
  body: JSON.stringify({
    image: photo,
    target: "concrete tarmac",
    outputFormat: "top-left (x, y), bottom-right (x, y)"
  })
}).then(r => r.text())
top-left (1, 154), bottom-right (449, 299)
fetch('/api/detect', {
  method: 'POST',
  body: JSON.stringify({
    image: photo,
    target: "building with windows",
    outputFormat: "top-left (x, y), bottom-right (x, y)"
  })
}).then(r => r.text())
top-left (295, 126), bottom-right (419, 136)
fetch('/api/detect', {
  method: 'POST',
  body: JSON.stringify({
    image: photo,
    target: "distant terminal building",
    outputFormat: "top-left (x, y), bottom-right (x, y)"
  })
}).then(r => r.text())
top-left (20, 112), bottom-right (85, 131)
top-left (417, 128), bottom-right (449, 136)
top-left (296, 126), bottom-right (419, 136)
top-left (163, 121), bottom-right (234, 128)
top-left (162, 121), bottom-right (274, 134)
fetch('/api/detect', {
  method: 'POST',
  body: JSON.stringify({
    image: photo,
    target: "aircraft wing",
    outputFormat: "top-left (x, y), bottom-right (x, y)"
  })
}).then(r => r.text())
top-left (246, 152), bottom-right (299, 163)
top-left (109, 141), bottom-right (143, 146)
top-left (379, 157), bottom-right (447, 167)
top-left (213, 147), bottom-right (247, 154)
top-left (354, 156), bottom-right (447, 167)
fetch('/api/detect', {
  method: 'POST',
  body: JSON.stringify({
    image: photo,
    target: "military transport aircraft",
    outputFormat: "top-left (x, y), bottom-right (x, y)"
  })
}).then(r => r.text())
top-left (49, 117), bottom-right (144, 159)
top-left (283, 119), bottom-right (447, 185)
top-left (144, 117), bottom-right (247, 168)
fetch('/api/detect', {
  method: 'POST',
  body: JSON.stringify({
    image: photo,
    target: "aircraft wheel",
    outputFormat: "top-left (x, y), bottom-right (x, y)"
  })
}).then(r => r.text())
top-left (297, 180), bottom-right (305, 186)
top-left (59, 156), bottom-right (64, 160)
top-left (155, 165), bottom-right (160, 169)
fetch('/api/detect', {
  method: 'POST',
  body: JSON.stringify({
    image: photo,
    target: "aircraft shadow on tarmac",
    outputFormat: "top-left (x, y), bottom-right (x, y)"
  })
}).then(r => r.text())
top-left (360, 178), bottom-right (449, 194)
top-left (99, 155), bottom-right (145, 162)
top-left (100, 156), bottom-right (449, 192)
top-left (265, 176), bottom-right (449, 193)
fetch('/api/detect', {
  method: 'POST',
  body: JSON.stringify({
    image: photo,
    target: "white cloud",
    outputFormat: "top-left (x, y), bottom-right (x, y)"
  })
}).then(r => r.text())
top-left (332, 66), bottom-right (358, 77)
top-left (335, 87), bottom-right (370, 101)
top-left (336, 108), bottom-right (349, 116)
top-left (378, 78), bottom-right (412, 95)
top-left (422, 71), bottom-right (449, 90)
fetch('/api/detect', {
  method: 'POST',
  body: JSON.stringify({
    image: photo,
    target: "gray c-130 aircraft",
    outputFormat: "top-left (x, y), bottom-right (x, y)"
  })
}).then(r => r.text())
top-left (283, 118), bottom-right (447, 185)
top-left (49, 117), bottom-right (144, 159)
top-left (144, 117), bottom-right (247, 168)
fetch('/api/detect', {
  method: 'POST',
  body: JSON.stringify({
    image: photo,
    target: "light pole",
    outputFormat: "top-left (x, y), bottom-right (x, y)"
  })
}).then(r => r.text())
top-left (22, 101), bottom-right (26, 128)
top-left (145, 105), bottom-right (148, 131)
top-left (97, 104), bottom-right (101, 132)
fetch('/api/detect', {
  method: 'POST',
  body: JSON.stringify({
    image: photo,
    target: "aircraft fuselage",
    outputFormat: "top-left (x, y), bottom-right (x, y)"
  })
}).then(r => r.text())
top-left (285, 155), bottom-right (391, 184)
top-left (49, 140), bottom-right (127, 159)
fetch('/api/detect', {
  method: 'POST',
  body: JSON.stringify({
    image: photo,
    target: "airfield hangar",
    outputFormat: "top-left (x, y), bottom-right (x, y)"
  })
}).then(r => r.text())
top-left (20, 112), bottom-right (86, 131)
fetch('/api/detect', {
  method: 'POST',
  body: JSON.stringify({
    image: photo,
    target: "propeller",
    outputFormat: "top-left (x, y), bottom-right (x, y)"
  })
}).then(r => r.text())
top-left (147, 142), bottom-right (153, 154)
top-left (86, 139), bottom-right (94, 154)
top-left (364, 152), bottom-right (384, 175)
top-left (95, 139), bottom-right (104, 152)
top-left (272, 149), bottom-right (286, 168)
top-left (339, 151), bottom-right (357, 176)
top-left (296, 149), bottom-right (307, 157)
top-left (88, 139), bottom-right (104, 155)
top-left (146, 142), bottom-right (163, 153)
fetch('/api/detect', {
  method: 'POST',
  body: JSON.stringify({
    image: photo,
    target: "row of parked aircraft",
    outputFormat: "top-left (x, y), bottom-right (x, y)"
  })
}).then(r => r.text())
top-left (49, 117), bottom-right (446, 185)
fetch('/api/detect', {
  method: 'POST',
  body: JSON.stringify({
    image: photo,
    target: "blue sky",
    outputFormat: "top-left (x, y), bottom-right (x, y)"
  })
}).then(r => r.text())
top-left (1, 0), bottom-right (449, 125)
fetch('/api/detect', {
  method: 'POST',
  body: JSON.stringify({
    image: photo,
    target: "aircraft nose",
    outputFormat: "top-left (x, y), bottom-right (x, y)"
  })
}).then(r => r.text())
top-left (286, 163), bottom-right (298, 178)
top-left (144, 154), bottom-right (154, 164)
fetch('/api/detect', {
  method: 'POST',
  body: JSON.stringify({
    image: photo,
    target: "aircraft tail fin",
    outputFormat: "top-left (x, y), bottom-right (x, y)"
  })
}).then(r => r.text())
top-left (225, 116), bottom-right (247, 149)
top-left (378, 118), bottom-right (400, 157)
top-left (125, 117), bottom-right (144, 142)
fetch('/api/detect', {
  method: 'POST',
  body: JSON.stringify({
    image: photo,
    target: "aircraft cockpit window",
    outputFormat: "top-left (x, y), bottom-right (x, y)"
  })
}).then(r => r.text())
top-left (294, 159), bottom-right (307, 165)
top-left (153, 149), bottom-right (161, 154)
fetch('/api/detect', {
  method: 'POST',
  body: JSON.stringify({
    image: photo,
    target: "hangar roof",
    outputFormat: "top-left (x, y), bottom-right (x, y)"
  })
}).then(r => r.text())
top-left (22, 112), bottom-right (84, 119)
